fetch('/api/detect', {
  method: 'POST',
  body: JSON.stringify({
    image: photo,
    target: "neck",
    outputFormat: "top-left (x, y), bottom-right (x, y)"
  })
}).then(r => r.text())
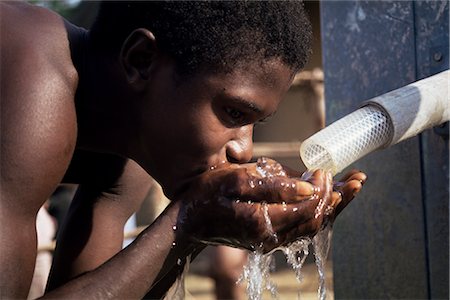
top-left (74, 32), bottom-right (138, 158)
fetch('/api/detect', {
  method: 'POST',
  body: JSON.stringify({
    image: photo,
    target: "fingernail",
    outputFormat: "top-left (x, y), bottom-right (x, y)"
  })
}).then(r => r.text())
top-left (333, 191), bottom-right (343, 206)
top-left (295, 181), bottom-right (314, 198)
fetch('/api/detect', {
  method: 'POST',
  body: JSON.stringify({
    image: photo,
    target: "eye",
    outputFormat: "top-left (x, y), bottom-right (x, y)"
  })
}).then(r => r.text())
top-left (224, 107), bottom-right (245, 123)
top-left (254, 113), bottom-right (274, 128)
top-left (254, 118), bottom-right (268, 128)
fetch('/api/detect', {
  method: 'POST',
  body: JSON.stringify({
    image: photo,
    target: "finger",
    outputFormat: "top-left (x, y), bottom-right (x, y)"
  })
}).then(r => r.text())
top-left (338, 170), bottom-right (367, 184)
top-left (330, 190), bottom-right (343, 208)
top-left (334, 179), bottom-right (362, 216)
top-left (305, 169), bottom-right (333, 188)
top-left (239, 157), bottom-right (288, 178)
top-left (263, 192), bottom-right (325, 238)
top-left (333, 171), bottom-right (366, 191)
top-left (215, 167), bottom-right (316, 203)
top-left (271, 213), bottom-right (322, 248)
top-left (238, 176), bottom-right (315, 203)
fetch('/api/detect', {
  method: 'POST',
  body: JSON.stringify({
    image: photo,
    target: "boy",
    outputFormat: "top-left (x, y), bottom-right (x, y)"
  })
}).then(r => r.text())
top-left (1, 1), bottom-right (365, 298)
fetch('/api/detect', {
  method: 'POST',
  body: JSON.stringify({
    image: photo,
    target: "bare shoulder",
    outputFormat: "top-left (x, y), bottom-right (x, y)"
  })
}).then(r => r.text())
top-left (1, 2), bottom-right (78, 216)
top-left (1, 2), bottom-right (78, 80)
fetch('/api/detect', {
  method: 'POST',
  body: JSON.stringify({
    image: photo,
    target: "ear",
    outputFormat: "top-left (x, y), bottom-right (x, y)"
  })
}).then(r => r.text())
top-left (120, 28), bottom-right (157, 89)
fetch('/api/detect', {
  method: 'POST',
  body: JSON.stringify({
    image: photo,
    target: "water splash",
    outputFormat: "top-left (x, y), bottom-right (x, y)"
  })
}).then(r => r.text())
top-left (238, 201), bottom-right (279, 299)
top-left (241, 229), bottom-right (332, 300)
top-left (313, 224), bottom-right (333, 300)
top-left (255, 157), bottom-right (287, 179)
top-left (281, 237), bottom-right (312, 282)
top-left (240, 159), bottom-right (334, 300)
top-left (164, 255), bottom-right (191, 300)
top-left (262, 203), bottom-right (278, 244)
top-left (238, 250), bottom-right (278, 300)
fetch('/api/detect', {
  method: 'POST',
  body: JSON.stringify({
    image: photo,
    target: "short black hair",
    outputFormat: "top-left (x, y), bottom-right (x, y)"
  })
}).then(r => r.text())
top-left (90, 1), bottom-right (312, 75)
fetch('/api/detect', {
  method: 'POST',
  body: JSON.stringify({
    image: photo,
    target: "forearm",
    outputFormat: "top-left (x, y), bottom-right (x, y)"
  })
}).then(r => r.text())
top-left (144, 242), bottom-right (206, 299)
top-left (43, 201), bottom-right (198, 299)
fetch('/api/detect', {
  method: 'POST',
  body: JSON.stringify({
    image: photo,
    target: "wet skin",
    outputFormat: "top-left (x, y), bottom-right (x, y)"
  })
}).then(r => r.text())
top-left (178, 159), bottom-right (366, 253)
top-left (0, 2), bottom-right (366, 299)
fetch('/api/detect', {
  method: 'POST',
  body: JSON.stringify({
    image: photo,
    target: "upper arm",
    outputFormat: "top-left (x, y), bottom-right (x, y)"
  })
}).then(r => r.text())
top-left (0, 3), bottom-right (77, 297)
top-left (48, 156), bottom-right (154, 291)
top-left (1, 2), bottom-right (77, 216)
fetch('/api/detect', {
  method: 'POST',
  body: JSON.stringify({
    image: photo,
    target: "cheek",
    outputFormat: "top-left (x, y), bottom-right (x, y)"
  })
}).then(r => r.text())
top-left (193, 117), bottom-right (230, 155)
top-left (181, 105), bottom-right (231, 157)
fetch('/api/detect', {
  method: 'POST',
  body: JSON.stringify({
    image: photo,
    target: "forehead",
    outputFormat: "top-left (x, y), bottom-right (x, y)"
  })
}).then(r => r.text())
top-left (233, 59), bottom-right (295, 88)
top-left (187, 58), bottom-right (293, 98)
top-left (211, 59), bottom-right (295, 109)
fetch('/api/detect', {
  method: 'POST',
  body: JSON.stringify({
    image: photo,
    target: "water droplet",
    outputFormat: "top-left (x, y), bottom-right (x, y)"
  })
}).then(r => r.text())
top-left (249, 180), bottom-right (256, 188)
top-left (172, 242), bottom-right (176, 247)
top-left (293, 207), bottom-right (298, 212)
top-left (325, 205), bottom-right (334, 215)
top-left (258, 180), bottom-right (263, 186)
top-left (177, 258), bottom-right (182, 265)
top-left (262, 203), bottom-right (278, 243)
top-left (172, 225), bottom-right (177, 231)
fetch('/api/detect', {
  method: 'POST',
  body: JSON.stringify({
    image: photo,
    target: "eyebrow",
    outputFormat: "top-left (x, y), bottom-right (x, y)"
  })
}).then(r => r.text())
top-left (226, 96), bottom-right (264, 114)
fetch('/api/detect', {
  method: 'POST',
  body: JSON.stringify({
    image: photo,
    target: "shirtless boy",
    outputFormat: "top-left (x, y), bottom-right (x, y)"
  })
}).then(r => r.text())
top-left (1, 1), bottom-right (366, 298)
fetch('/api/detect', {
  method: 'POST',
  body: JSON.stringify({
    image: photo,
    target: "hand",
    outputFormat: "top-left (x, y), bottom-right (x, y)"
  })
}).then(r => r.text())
top-left (176, 158), bottom-right (366, 253)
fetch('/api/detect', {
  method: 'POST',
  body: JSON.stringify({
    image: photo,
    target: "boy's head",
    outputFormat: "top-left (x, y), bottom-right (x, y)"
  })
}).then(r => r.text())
top-left (90, 1), bottom-right (312, 76)
top-left (88, 1), bottom-right (312, 197)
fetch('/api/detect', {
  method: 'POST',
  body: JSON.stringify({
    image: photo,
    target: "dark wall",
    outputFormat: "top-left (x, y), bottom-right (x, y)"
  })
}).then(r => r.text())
top-left (321, 1), bottom-right (449, 299)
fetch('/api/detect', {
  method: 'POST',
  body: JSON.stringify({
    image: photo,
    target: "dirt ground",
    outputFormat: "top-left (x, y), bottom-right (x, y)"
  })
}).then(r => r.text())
top-left (184, 249), bottom-right (334, 300)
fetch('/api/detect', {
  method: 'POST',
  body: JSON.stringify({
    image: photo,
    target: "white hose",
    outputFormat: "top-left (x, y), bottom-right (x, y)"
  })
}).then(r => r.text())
top-left (300, 70), bottom-right (449, 175)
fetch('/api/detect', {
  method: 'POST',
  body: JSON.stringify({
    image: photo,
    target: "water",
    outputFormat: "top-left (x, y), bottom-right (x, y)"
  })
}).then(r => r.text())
top-left (281, 237), bottom-right (312, 283)
top-left (262, 203), bottom-right (278, 244)
top-left (240, 158), bottom-right (333, 300)
top-left (168, 158), bottom-right (334, 300)
top-left (240, 227), bottom-right (332, 300)
top-left (238, 250), bottom-right (278, 300)
top-left (238, 202), bottom-right (279, 300)
top-left (164, 255), bottom-right (191, 300)
top-left (313, 225), bottom-right (332, 300)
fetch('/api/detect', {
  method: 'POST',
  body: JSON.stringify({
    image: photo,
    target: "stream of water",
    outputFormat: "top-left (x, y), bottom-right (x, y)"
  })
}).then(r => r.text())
top-left (239, 159), bottom-right (334, 300)
top-left (240, 225), bottom-right (332, 300)
top-left (169, 158), bottom-right (333, 300)
top-left (164, 255), bottom-right (191, 300)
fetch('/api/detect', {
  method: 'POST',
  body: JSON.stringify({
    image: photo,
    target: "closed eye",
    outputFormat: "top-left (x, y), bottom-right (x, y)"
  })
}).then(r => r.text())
top-left (224, 106), bottom-right (247, 126)
top-left (255, 113), bottom-right (275, 127)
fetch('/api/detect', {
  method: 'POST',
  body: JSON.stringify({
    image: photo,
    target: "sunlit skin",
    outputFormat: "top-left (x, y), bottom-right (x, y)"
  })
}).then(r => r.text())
top-left (0, 2), bottom-right (366, 299)
top-left (179, 160), bottom-right (366, 252)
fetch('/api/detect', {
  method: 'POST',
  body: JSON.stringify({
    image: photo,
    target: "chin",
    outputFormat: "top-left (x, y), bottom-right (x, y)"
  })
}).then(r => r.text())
top-left (162, 165), bottom-right (208, 199)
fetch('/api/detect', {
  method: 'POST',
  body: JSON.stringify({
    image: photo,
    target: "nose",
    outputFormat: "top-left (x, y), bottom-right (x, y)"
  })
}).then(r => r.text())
top-left (226, 125), bottom-right (254, 164)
